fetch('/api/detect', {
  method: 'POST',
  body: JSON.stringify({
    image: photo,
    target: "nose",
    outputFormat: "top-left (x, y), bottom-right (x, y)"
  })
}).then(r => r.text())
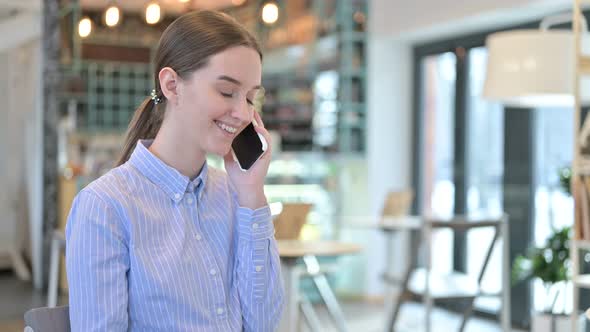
top-left (230, 98), bottom-right (252, 123)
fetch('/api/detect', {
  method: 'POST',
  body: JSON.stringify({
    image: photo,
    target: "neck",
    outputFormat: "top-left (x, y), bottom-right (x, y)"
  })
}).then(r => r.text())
top-left (149, 123), bottom-right (206, 180)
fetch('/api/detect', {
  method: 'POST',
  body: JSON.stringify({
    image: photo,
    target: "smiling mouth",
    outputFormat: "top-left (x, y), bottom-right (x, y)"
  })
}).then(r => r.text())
top-left (214, 120), bottom-right (238, 134)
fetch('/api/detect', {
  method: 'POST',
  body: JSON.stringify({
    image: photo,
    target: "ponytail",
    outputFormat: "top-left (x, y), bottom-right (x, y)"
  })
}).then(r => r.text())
top-left (116, 97), bottom-right (164, 166)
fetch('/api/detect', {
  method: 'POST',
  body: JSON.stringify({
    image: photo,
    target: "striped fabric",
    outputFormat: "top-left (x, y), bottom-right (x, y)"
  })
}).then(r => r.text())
top-left (65, 139), bottom-right (284, 332)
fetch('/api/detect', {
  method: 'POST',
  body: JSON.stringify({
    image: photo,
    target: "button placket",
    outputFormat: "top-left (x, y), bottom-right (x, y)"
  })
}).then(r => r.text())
top-left (196, 218), bottom-right (227, 320)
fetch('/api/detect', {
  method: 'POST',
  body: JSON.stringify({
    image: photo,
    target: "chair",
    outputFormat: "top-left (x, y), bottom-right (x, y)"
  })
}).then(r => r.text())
top-left (47, 230), bottom-right (66, 307)
top-left (380, 189), bottom-right (414, 218)
top-left (23, 305), bottom-right (70, 332)
top-left (381, 212), bottom-right (510, 332)
top-left (272, 203), bottom-right (312, 240)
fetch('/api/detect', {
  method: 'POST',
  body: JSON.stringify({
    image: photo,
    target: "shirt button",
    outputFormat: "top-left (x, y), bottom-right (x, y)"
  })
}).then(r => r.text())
top-left (255, 266), bottom-right (262, 272)
top-left (209, 269), bottom-right (217, 276)
top-left (194, 233), bottom-right (202, 241)
top-left (174, 193), bottom-right (182, 200)
top-left (186, 197), bottom-right (194, 205)
top-left (217, 307), bottom-right (224, 315)
top-left (252, 223), bottom-right (259, 229)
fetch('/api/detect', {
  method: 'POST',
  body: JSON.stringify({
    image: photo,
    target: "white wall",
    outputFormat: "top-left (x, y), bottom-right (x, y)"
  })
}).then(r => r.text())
top-left (364, 0), bottom-right (573, 297)
top-left (0, 40), bottom-right (41, 282)
top-left (0, 8), bottom-right (42, 287)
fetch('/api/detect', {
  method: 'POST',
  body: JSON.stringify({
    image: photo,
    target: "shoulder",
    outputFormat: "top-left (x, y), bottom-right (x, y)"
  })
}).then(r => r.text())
top-left (74, 164), bottom-right (136, 217)
top-left (67, 165), bottom-right (134, 238)
top-left (83, 163), bottom-right (135, 198)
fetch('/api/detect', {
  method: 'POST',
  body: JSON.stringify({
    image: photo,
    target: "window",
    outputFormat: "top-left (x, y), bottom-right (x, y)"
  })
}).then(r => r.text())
top-left (465, 47), bottom-right (505, 312)
top-left (533, 106), bottom-right (574, 313)
top-left (420, 51), bottom-right (456, 273)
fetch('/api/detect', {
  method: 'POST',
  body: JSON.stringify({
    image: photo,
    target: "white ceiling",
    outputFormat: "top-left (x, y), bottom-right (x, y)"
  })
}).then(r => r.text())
top-left (80, 0), bottom-right (239, 14)
top-left (0, 0), bottom-right (40, 13)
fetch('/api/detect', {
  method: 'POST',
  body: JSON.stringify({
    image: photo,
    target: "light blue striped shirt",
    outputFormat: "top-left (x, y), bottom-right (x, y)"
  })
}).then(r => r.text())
top-left (65, 139), bottom-right (284, 331)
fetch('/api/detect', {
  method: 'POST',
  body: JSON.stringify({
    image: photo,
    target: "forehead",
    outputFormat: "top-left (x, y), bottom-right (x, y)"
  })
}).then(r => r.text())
top-left (196, 46), bottom-right (262, 88)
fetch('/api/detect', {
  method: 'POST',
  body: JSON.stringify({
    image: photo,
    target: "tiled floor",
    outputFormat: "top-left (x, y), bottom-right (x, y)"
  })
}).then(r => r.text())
top-left (303, 301), bottom-right (523, 332)
top-left (0, 269), bottom-right (521, 332)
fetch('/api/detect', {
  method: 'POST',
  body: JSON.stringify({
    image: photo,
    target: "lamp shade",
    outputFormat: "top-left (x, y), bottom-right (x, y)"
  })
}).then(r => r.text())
top-left (483, 29), bottom-right (590, 107)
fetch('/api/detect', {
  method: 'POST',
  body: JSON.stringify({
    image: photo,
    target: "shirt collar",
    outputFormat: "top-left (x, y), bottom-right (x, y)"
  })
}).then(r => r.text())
top-left (128, 139), bottom-right (207, 203)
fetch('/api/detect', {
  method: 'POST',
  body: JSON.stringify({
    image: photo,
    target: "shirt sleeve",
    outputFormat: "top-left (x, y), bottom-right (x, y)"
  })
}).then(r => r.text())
top-left (65, 189), bottom-right (129, 332)
top-left (234, 205), bottom-right (285, 332)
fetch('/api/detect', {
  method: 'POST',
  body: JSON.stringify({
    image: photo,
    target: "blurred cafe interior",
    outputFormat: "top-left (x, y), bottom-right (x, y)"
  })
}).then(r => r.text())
top-left (2, 0), bottom-right (590, 331)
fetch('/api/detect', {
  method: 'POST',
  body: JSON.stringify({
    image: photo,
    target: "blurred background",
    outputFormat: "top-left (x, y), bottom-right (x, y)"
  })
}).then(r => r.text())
top-left (1, 0), bottom-right (589, 331)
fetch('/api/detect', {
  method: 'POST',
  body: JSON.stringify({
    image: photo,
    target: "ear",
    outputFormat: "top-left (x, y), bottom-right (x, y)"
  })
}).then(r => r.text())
top-left (158, 67), bottom-right (179, 104)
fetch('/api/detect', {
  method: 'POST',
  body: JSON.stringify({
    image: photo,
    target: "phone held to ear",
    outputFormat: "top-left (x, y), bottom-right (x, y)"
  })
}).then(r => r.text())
top-left (231, 121), bottom-right (267, 171)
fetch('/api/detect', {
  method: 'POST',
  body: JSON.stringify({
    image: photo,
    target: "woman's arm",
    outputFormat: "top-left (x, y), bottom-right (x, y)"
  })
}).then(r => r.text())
top-left (225, 111), bottom-right (284, 330)
top-left (65, 189), bottom-right (129, 332)
top-left (234, 205), bottom-right (284, 332)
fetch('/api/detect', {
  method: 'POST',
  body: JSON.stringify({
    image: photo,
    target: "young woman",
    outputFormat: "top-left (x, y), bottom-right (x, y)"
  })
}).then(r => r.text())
top-left (65, 10), bottom-right (284, 331)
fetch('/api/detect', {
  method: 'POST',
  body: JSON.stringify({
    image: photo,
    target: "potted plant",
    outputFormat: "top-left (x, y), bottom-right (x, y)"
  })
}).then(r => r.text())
top-left (512, 225), bottom-right (571, 332)
top-left (512, 166), bottom-right (573, 332)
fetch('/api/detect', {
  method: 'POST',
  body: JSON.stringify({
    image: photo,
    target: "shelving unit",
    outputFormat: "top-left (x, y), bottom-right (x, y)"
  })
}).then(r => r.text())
top-left (61, 61), bottom-right (152, 133)
top-left (260, 0), bottom-right (368, 153)
top-left (571, 1), bottom-right (590, 330)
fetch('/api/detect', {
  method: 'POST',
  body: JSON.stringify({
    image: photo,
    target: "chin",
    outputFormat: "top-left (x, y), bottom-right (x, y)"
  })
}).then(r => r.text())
top-left (209, 143), bottom-right (232, 157)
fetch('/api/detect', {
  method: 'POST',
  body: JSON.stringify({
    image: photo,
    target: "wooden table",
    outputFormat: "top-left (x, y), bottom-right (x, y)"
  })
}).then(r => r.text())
top-left (277, 240), bottom-right (362, 332)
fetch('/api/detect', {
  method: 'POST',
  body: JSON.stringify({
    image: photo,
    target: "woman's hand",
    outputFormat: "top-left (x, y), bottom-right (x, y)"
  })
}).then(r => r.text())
top-left (224, 111), bottom-right (272, 210)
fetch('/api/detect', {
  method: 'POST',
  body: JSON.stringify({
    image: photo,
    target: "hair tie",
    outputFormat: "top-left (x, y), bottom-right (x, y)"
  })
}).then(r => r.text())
top-left (150, 89), bottom-right (162, 105)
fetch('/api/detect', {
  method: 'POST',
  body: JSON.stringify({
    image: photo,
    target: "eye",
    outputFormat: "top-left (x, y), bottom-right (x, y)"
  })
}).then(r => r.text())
top-left (246, 99), bottom-right (253, 106)
top-left (220, 91), bottom-right (234, 98)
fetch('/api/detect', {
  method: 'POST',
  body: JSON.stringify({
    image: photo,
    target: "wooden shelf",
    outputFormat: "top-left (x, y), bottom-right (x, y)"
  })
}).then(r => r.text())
top-left (580, 56), bottom-right (590, 76)
top-left (573, 274), bottom-right (590, 289)
top-left (572, 239), bottom-right (590, 250)
top-left (573, 2), bottom-right (590, 323)
top-left (578, 156), bottom-right (590, 175)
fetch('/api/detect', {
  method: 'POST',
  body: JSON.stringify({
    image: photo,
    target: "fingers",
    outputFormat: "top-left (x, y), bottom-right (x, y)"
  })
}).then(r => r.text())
top-left (252, 112), bottom-right (272, 155)
top-left (253, 111), bottom-right (265, 128)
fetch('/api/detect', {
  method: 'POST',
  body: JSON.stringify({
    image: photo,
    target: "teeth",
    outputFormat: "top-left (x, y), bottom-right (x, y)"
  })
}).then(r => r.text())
top-left (217, 121), bottom-right (237, 134)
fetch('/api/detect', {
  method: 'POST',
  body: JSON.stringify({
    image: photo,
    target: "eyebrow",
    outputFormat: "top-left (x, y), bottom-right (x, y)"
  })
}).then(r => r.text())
top-left (217, 75), bottom-right (262, 90)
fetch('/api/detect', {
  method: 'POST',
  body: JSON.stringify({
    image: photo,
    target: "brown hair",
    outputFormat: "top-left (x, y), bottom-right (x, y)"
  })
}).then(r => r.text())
top-left (116, 10), bottom-right (262, 166)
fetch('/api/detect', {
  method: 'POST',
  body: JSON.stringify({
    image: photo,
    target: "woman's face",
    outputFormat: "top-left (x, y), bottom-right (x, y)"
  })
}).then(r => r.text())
top-left (173, 46), bottom-right (262, 157)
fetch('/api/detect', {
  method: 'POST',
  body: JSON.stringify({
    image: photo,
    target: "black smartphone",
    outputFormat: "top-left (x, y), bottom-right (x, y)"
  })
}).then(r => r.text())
top-left (231, 122), bottom-right (267, 171)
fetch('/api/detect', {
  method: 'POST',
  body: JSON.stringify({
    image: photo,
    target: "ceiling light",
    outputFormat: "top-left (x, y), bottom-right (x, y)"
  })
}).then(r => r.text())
top-left (262, 2), bottom-right (279, 25)
top-left (78, 17), bottom-right (92, 38)
top-left (145, 2), bottom-right (162, 25)
top-left (104, 5), bottom-right (121, 27)
top-left (484, 13), bottom-right (590, 107)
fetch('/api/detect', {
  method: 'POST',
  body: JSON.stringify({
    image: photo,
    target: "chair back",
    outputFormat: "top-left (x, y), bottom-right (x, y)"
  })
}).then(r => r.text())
top-left (381, 189), bottom-right (414, 217)
top-left (24, 306), bottom-right (70, 332)
top-left (273, 203), bottom-right (312, 240)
